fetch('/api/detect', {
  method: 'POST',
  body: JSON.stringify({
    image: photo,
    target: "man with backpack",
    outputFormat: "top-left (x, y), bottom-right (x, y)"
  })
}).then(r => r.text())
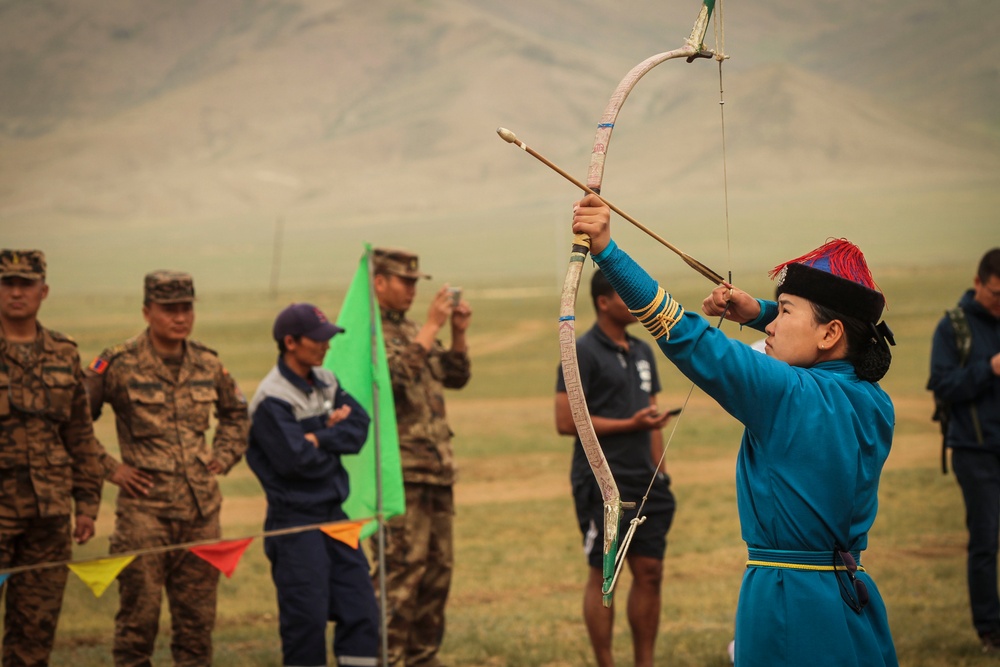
top-left (928, 247), bottom-right (1000, 653)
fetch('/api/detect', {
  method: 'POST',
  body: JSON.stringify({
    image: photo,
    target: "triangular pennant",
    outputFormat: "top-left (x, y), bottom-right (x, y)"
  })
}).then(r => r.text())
top-left (68, 555), bottom-right (136, 597)
top-left (319, 520), bottom-right (369, 549)
top-left (189, 538), bottom-right (253, 578)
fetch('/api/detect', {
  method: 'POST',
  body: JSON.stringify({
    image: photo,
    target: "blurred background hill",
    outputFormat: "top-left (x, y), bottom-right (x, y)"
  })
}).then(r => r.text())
top-left (0, 0), bottom-right (997, 294)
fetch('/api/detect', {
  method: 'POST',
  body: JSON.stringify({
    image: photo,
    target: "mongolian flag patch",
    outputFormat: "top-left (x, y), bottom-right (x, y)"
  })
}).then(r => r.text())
top-left (88, 357), bottom-right (109, 375)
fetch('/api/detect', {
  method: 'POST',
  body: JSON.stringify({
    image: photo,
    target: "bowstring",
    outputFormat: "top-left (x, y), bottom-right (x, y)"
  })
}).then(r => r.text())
top-left (714, 0), bottom-right (732, 275)
top-left (607, 0), bottom-right (734, 590)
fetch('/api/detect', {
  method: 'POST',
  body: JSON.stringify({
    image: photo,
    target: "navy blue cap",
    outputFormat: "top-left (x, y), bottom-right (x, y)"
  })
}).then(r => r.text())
top-left (273, 303), bottom-right (344, 342)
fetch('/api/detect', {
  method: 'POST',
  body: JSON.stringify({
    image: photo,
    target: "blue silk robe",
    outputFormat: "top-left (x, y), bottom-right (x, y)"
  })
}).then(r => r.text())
top-left (594, 240), bottom-right (898, 666)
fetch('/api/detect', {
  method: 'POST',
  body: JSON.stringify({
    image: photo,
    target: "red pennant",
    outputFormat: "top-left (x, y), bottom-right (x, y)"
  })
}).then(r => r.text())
top-left (189, 538), bottom-right (253, 578)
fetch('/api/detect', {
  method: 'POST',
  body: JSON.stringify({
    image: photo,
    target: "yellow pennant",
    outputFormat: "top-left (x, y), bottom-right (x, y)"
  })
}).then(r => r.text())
top-left (319, 520), bottom-right (370, 549)
top-left (68, 555), bottom-right (136, 598)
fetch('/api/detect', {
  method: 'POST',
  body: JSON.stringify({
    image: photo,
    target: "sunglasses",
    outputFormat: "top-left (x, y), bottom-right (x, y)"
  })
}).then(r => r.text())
top-left (834, 545), bottom-right (869, 614)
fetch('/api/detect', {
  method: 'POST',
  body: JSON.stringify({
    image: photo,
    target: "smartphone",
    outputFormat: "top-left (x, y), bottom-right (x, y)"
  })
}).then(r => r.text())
top-left (664, 407), bottom-right (683, 417)
top-left (447, 286), bottom-right (462, 307)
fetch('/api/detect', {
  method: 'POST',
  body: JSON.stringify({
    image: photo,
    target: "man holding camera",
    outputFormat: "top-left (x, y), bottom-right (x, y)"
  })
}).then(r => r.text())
top-left (370, 248), bottom-right (471, 667)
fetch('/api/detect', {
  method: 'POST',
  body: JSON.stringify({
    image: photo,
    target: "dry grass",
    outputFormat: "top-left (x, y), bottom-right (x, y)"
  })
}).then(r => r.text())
top-left (0, 261), bottom-right (980, 665)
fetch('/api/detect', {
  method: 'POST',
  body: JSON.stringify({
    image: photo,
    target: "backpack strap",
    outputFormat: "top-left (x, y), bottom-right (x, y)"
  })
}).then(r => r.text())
top-left (947, 307), bottom-right (972, 366)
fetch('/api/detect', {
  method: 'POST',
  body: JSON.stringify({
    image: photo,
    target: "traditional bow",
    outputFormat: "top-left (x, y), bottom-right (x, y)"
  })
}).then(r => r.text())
top-left (561, 0), bottom-right (721, 607)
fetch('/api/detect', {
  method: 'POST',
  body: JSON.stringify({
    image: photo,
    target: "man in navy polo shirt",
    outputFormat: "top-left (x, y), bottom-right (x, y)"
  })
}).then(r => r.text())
top-left (555, 270), bottom-right (677, 667)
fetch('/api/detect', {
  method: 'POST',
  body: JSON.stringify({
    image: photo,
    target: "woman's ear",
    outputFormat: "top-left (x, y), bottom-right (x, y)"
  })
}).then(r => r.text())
top-left (820, 319), bottom-right (845, 350)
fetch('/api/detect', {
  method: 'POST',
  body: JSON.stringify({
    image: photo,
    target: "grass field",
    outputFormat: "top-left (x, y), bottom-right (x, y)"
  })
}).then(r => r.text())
top-left (4, 259), bottom-right (994, 665)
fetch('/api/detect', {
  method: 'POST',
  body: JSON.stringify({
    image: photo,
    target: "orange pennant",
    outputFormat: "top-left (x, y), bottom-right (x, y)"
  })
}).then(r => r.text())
top-left (319, 520), bottom-right (369, 549)
top-left (68, 555), bottom-right (136, 597)
top-left (189, 538), bottom-right (253, 578)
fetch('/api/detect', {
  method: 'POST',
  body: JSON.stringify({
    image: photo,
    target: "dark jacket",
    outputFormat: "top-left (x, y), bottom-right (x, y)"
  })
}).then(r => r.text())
top-left (928, 289), bottom-right (1000, 450)
top-left (247, 357), bottom-right (370, 516)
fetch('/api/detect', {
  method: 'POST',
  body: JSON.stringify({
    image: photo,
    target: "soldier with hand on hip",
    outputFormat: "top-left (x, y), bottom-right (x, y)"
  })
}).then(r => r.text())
top-left (84, 270), bottom-right (249, 667)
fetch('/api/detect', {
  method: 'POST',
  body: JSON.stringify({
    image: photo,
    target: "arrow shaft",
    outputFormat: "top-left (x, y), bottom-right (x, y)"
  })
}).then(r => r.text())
top-left (506, 132), bottom-right (724, 285)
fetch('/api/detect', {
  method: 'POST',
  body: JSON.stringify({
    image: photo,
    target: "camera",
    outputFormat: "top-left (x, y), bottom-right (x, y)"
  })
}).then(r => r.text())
top-left (447, 287), bottom-right (462, 308)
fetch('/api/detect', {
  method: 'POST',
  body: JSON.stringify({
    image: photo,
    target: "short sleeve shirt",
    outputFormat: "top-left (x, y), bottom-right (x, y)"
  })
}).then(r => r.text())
top-left (556, 324), bottom-right (661, 495)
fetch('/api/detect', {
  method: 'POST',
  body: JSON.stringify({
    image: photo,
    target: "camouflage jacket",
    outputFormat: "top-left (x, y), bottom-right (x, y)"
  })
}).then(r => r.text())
top-left (381, 308), bottom-right (471, 485)
top-left (0, 324), bottom-right (104, 519)
top-left (85, 331), bottom-right (249, 519)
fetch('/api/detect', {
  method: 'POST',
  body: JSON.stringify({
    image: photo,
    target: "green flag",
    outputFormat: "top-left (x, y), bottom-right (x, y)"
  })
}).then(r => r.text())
top-left (325, 244), bottom-right (405, 539)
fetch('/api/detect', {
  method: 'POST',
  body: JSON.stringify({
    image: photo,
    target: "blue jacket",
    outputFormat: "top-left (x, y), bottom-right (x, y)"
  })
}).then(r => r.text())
top-left (247, 357), bottom-right (370, 516)
top-left (928, 289), bottom-right (1000, 450)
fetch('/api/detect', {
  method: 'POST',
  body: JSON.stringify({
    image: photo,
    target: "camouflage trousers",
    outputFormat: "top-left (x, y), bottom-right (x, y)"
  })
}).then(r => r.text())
top-left (0, 515), bottom-right (72, 667)
top-left (371, 483), bottom-right (454, 667)
top-left (109, 509), bottom-right (220, 667)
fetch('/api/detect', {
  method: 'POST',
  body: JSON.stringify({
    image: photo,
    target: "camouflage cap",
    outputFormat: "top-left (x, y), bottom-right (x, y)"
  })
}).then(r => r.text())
top-left (0, 249), bottom-right (46, 280)
top-left (144, 270), bottom-right (195, 304)
top-left (373, 247), bottom-right (431, 280)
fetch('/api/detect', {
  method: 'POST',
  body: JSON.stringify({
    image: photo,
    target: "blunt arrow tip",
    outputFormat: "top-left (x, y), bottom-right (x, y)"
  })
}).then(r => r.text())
top-left (496, 127), bottom-right (517, 144)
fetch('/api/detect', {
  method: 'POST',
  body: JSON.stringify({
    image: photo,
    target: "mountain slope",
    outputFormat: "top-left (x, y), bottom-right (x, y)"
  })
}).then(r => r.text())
top-left (0, 0), bottom-right (995, 290)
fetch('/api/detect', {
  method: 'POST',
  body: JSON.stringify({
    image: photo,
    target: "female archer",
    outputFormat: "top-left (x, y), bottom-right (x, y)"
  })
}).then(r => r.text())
top-left (571, 192), bottom-right (898, 667)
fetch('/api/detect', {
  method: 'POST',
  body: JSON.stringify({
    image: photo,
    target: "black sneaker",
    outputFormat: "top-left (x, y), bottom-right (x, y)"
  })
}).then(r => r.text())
top-left (980, 629), bottom-right (1000, 654)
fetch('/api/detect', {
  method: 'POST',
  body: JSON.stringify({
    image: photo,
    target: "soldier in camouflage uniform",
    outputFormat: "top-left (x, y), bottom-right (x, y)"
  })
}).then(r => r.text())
top-left (84, 271), bottom-right (249, 667)
top-left (370, 248), bottom-right (471, 667)
top-left (0, 249), bottom-right (104, 667)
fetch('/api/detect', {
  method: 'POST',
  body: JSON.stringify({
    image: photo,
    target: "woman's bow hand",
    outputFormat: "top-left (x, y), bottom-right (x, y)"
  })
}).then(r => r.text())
top-left (571, 194), bottom-right (612, 255)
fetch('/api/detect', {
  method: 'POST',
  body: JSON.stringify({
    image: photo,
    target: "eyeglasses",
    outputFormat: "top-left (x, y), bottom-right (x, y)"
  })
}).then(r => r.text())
top-left (980, 278), bottom-right (1000, 300)
top-left (834, 545), bottom-right (869, 614)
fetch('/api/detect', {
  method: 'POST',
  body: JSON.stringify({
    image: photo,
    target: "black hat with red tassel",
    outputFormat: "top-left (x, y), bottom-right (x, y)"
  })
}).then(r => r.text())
top-left (770, 238), bottom-right (886, 324)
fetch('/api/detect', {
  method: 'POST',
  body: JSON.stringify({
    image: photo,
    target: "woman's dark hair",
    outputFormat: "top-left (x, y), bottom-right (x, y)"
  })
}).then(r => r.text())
top-left (812, 303), bottom-right (891, 382)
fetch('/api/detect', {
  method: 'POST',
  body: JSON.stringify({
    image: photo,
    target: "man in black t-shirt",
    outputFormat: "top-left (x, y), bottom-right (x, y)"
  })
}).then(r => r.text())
top-left (555, 269), bottom-right (677, 667)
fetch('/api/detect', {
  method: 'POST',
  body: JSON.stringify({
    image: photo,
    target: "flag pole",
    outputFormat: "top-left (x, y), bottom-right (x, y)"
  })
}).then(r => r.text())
top-left (366, 244), bottom-right (391, 667)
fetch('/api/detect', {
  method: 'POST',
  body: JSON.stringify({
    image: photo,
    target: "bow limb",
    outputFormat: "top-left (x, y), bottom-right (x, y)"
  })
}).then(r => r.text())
top-left (559, 232), bottom-right (627, 609)
top-left (560, 0), bottom-right (718, 608)
top-left (588, 1), bottom-right (717, 193)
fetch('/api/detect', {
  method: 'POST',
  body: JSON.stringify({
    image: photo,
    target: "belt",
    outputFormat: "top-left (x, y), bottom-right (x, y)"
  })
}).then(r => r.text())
top-left (746, 547), bottom-right (865, 573)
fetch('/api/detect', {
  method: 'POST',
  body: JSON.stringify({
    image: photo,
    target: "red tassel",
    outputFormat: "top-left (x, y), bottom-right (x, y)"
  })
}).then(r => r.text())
top-left (769, 238), bottom-right (878, 290)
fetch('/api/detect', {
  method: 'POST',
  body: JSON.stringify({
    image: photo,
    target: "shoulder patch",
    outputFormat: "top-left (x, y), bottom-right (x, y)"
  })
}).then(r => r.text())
top-left (87, 338), bottom-right (140, 375)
